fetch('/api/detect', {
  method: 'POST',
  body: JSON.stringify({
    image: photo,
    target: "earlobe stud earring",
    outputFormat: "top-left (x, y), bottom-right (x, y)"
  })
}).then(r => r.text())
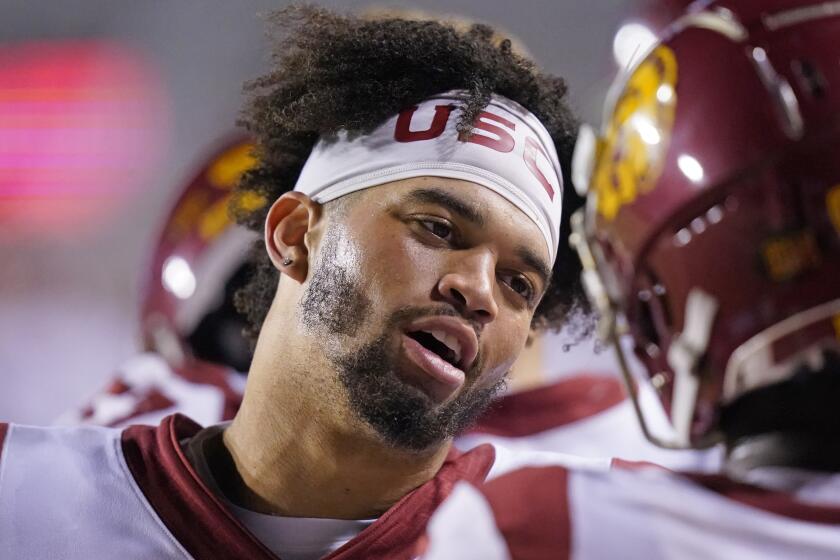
top-left (282, 257), bottom-right (293, 266)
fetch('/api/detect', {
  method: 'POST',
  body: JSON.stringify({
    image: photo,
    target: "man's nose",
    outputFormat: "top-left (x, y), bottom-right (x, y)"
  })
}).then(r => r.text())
top-left (436, 250), bottom-right (499, 324)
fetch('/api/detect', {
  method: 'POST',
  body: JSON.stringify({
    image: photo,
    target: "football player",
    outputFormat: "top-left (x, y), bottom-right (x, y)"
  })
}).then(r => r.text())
top-left (422, 1), bottom-right (840, 558)
top-left (1, 7), bottom-right (588, 559)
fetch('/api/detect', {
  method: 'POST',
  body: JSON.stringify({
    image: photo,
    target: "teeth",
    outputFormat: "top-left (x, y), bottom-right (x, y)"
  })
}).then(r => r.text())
top-left (429, 329), bottom-right (462, 365)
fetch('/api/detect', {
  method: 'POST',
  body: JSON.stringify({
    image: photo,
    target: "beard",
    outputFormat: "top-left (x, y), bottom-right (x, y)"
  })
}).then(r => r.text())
top-left (298, 227), bottom-right (505, 452)
top-left (334, 311), bottom-right (505, 452)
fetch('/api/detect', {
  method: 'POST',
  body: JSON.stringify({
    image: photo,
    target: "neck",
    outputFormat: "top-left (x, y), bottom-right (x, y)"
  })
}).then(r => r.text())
top-left (203, 321), bottom-right (450, 519)
top-left (725, 432), bottom-right (840, 479)
top-left (218, 403), bottom-right (450, 519)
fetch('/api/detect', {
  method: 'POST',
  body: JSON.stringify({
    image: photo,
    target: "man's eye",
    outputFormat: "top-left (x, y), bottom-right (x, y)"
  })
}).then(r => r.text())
top-left (506, 275), bottom-right (534, 301)
top-left (420, 220), bottom-right (454, 241)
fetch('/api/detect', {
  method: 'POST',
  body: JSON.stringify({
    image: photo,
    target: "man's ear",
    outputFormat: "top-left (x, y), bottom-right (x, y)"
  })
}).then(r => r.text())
top-left (264, 192), bottom-right (322, 283)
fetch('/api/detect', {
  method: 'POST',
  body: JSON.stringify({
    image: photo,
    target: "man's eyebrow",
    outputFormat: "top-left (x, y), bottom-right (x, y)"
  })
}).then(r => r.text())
top-left (516, 246), bottom-right (552, 288)
top-left (405, 188), bottom-right (486, 227)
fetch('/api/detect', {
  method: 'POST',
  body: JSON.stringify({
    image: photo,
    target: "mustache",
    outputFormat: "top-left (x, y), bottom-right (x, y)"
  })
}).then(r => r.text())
top-left (387, 305), bottom-right (484, 340)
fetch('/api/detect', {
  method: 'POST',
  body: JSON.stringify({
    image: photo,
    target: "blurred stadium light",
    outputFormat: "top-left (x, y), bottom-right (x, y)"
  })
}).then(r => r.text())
top-left (0, 40), bottom-right (168, 240)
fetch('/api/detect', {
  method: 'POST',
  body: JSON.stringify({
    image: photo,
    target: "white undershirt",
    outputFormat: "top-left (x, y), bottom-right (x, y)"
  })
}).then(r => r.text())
top-left (184, 424), bottom-right (376, 560)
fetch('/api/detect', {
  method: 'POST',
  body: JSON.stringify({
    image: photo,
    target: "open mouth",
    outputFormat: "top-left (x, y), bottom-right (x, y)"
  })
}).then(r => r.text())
top-left (399, 316), bottom-right (477, 399)
top-left (406, 330), bottom-right (463, 369)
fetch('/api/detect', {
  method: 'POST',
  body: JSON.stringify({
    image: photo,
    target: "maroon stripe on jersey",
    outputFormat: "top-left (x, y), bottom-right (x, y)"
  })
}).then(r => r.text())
top-left (0, 423), bottom-right (9, 462)
top-left (483, 466), bottom-right (571, 560)
top-left (688, 473), bottom-right (840, 525)
top-left (121, 414), bottom-right (276, 559)
top-left (326, 444), bottom-right (496, 560)
top-left (107, 388), bottom-right (177, 428)
top-left (611, 458), bottom-right (671, 471)
top-left (468, 375), bottom-right (625, 437)
top-left (106, 378), bottom-right (132, 395)
top-left (121, 414), bottom-right (497, 560)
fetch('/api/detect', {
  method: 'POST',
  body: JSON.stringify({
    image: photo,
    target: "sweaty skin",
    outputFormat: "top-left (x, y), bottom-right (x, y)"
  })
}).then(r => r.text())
top-left (215, 176), bottom-right (550, 519)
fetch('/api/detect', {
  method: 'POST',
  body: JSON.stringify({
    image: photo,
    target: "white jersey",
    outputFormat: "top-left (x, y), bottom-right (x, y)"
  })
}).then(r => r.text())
top-left (458, 374), bottom-right (721, 471)
top-left (0, 414), bottom-right (562, 560)
top-left (422, 457), bottom-right (840, 560)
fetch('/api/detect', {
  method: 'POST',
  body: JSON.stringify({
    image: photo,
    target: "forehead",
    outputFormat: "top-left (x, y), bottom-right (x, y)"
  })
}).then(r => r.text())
top-left (353, 176), bottom-right (550, 261)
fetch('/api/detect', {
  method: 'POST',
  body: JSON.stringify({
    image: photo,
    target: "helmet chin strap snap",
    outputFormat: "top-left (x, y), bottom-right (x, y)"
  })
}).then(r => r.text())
top-left (667, 288), bottom-right (719, 446)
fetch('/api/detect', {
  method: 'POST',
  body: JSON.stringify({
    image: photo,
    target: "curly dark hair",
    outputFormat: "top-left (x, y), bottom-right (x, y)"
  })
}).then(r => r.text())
top-left (231, 5), bottom-right (591, 343)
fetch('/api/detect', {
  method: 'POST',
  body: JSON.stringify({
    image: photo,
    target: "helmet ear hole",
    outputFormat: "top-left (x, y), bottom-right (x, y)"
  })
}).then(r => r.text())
top-left (636, 297), bottom-right (661, 350)
top-left (791, 58), bottom-right (827, 100)
top-left (185, 262), bottom-right (254, 373)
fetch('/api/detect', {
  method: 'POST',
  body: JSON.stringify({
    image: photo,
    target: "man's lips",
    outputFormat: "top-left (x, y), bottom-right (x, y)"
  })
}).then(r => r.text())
top-left (397, 315), bottom-right (479, 402)
top-left (401, 334), bottom-right (466, 402)
top-left (403, 316), bottom-right (479, 372)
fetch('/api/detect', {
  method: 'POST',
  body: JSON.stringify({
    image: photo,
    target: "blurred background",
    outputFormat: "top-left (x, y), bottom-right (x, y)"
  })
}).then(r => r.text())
top-left (0, 0), bottom-right (664, 424)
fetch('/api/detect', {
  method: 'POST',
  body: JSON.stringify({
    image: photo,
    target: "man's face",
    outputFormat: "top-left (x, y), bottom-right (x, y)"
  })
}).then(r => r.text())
top-left (297, 176), bottom-right (551, 451)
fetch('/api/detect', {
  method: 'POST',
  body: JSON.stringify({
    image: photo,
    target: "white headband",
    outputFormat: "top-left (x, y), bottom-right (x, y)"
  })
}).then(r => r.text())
top-left (293, 91), bottom-right (564, 263)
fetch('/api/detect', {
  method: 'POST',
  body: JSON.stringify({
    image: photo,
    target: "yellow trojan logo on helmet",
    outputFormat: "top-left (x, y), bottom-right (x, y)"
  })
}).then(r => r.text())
top-left (593, 45), bottom-right (678, 221)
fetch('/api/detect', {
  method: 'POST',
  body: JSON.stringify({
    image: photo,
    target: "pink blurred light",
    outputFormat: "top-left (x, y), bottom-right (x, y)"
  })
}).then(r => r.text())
top-left (0, 40), bottom-right (169, 240)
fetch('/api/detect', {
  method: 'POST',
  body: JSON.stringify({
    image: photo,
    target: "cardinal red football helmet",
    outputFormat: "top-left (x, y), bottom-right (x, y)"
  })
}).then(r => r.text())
top-left (140, 136), bottom-right (265, 372)
top-left (571, 0), bottom-right (840, 447)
